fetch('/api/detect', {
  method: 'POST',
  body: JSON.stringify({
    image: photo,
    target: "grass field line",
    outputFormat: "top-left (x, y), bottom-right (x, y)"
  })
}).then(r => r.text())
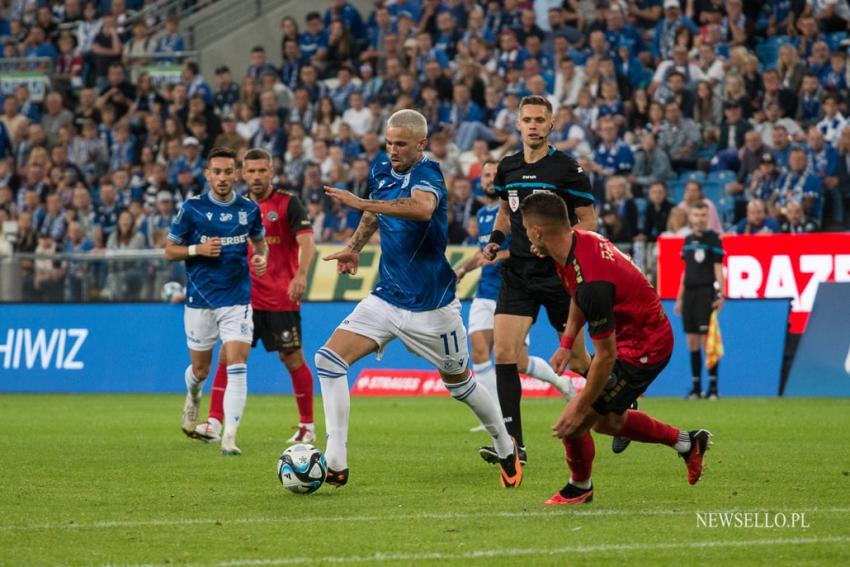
top-left (4, 507), bottom-right (850, 533)
top-left (120, 536), bottom-right (850, 566)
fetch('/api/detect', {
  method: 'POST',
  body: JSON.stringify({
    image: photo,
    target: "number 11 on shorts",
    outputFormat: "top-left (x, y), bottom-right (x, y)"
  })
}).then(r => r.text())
top-left (441, 331), bottom-right (459, 355)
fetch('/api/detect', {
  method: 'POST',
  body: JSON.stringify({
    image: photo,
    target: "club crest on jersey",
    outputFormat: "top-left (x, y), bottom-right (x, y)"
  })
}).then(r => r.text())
top-left (239, 211), bottom-right (248, 225)
top-left (694, 248), bottom-right (706, 263)
top-left (267, 211), bottom-right (278, 222)
top-left (508, 189), bottom-right (520, 211)
top-left (219, 212), bottom-right (233, 222)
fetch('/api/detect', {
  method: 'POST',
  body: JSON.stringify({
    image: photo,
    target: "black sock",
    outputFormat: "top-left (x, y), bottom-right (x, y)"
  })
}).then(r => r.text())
top-left (708, 362), bottom-right (718, 392)
top-left (690, 350), bottom-right (702, 392)
top-left (496, 363), bottom-right (523, 446)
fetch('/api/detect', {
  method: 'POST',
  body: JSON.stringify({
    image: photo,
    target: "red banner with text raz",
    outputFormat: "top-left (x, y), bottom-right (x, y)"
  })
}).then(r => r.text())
top-left (352, 369), bottom-right (585, 397)
top-left (657, 233), bottom-right (850, 333)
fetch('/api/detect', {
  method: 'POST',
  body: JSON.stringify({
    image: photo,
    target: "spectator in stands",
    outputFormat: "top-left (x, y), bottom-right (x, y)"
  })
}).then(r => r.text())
top-left (772, 125), bottom-right (793, 170)
top-left (795, 72), bottom-right (823, 129)
top-left (41, 92), bottom-right (74, 148)
top-left (155, 15), bottom-right (185, 56)
top-left (250, 111), bottom-right (286, 158)
top-left (659, 100), bottom-right (701, 171)
top-left (736, 198), bottom-right (780, 234)
top-left (678, 179), bottom-right (724, 234)
top-left (751, 152), bottom-right (783, 204)
top-left (34, 232), bottom-right (64, 301)
top-left (425, 131), bottom-right (462, 183)
top-left (122, 18), bottom-right (153, 66)
top-left (816, 94), bottom-right (846, 146)
top-left (653, 0), bottom-right (697, 61)
top-left (62, 220), bottom-right (94, 301)
top-left (806, 127), bottom-right (839, 194)
top-left (640, 181), bottom-right (675, 242)
top-left (97, 63), bottom-right (135, 119)
top-left (604, 175), bottom-right (639, 239)
top-left (246, 45), bottom-right (278, 80)
top-left (591, 117), bottom-right (634, 183)
top-left (209, 66), bottom-right (238, 116)
top-left (630, 130), bottom-right (674, 194)
top-left (91, 15), bottom-right (123, 89)
top-left (756, 101), bottom-right (804, 149)
top-left (775, 147), bottom-right (822, 220)
top-left (779, 199), bottom-right (820, 233)
top-left (103, 209), bottom-right (146, 300)
top-left (597, 202), bottom-right (631, 244)
top-left (725, 130), bottom-right (767, 221)
top-left (447, 177), bottom-right (479, 244)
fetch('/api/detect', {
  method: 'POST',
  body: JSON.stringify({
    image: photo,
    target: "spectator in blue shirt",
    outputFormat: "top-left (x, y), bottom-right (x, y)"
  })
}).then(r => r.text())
top-left (250, 111), bottom-right (287, 158)
top-left (182, 61), bottom-right (212, 107)
top-left (300, 12), bottom-right (328, 65)
top-left (23, 26), bottom-right (58, 62)
top-left (653, 0), bottom-right (697, 61)
top-left (776, 148), bottom-right (823, 220)
top-left (593, 117), bottom-right (635, 180)
top-left (154, 15), bottom-right (185, 62)
top-left (387, 0), bottom-right (421, 25)
top-left (735, 198), bottom-right (781, 234)
top-left (245, 45), bottom-right (278, 80)
top-left (212, 65), bottom-right (240, 115)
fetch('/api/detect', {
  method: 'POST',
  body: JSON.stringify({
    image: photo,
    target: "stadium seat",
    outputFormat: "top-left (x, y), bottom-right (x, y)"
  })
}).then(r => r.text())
top-left (701, 182), bottom-right (723, 205)
top-left (669, 180), bottom-right (687, 203)
top-left (707, 170), bottom-right (736, 185)
top-left (825, 32), bottom-right (848, 52)
top-left (678, 170), bottom-right (705, 182)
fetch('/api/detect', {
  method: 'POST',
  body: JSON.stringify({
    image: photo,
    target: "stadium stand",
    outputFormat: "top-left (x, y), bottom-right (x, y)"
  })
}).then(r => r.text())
top-left (1, 0), bottom-right (850, 303)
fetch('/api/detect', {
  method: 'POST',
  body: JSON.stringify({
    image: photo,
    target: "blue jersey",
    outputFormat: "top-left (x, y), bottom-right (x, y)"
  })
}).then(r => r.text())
top-left (167, 192), bottom-right (265, 309)
top-left (370, 158), bottom-right (456, 311)
top-left (475, 202), bottom-right (509, 301)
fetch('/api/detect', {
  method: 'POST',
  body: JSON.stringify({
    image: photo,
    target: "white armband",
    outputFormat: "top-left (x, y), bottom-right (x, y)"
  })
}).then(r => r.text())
top-left (188, 245), bottom-right (198, 257)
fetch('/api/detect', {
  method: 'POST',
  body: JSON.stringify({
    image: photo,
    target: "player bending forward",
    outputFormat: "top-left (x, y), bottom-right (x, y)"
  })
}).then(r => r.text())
top-left (166, 147), bottom-right (267, 456)
top-left (520, 192), bottom-right (710, 505)
top-left (193, 148), bottom-right (318, 448)
top-left (317, 109), bottom-right (522, 489)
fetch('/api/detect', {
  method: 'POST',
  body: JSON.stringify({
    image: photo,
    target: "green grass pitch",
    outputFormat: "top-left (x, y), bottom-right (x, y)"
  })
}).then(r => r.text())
top-left (1, 395), bottom-right (849, 566)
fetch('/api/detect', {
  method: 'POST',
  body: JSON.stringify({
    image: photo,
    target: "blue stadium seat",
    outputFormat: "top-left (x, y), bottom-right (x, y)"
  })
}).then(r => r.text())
top-left (669, 180), bottom-right (687, 203)
top-left (701, 182), bottom-right (723, 205)
top-left (679, 170), bottom-right (705, 182)
top-left (707, 170), bottom-right (736, 185)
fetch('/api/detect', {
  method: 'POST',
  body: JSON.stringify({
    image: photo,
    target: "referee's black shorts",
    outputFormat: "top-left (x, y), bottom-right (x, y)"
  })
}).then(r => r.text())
top-left (252, 310), bottom-right (302, 352)
top-left (682, 286), bottom-right (714, 334)
top-left (495, 260), bottom-right (569, 333)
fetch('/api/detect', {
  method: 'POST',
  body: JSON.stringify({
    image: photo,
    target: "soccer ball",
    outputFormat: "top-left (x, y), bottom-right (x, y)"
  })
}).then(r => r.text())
top-left (277, 444), bottom-right (327, 494)
top-left (161, 281), bottom-right (184, 303)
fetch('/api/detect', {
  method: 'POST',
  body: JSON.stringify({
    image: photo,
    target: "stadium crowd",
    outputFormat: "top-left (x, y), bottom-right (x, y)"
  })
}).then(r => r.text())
top-left (2, 0), bottom-right (850, 301)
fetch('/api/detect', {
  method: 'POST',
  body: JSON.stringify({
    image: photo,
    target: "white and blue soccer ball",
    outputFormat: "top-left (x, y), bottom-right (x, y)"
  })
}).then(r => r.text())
top-left (277, 444), bottom-right (327, 494)
top-left (161, 281), bottom-right (184, 303)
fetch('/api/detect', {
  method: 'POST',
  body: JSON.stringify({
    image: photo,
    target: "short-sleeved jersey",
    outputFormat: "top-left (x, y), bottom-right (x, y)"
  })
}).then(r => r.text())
top-left (168, 192), bottom-right (265, 309)
top-left (682, 230), bottom-right (724, 289)
top-left (494, 147), bottom-right (594, 265)
top-left (555, 229), bottom-right (673, 366)
top-left (475, 201), bottom-right (510, 300)
top-left (250, 190), bottom-right (313, 312)
top-left (370, 157), bottom-right (456, 311)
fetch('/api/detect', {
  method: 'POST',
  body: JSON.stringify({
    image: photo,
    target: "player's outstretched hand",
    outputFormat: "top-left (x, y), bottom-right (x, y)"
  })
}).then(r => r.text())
top-left (324, 185), bottom-right (364, 210)
top-left (288, 273), bottom-right (307, 302)
top-left (552, 400), bottom-right (587, 439)
top-left (323, 248), bottom-right (360, 275)
top-left (481, 242), bottom-right (500, 262)
top-left (549, 347), bottom-right (571, 375)
top-left (198, 237), bottom-right (221, 257)
top-left (251, 254), bottom-right (267, 276)
top-left (712, 296), bottom-right (725, 312)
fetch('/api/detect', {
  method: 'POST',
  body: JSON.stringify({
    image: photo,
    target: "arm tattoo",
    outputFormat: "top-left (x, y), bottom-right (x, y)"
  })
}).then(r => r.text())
top-left (347, 211), bottom-right (379, 252)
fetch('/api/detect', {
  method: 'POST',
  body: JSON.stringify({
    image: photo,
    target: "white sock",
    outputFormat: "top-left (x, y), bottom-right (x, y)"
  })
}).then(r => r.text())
top-left (472, 361), bottom-right (498, 402)
top-left (674, 431), bottom-right (691, 453)
top-left (570, 477), bottom-right (592, 489)
top-left (184, 365), bottom-right (202, 398)
top-left (207, 418), bottom-right (222, 434)
top-left (315, 347), bottom-right (350, 471)
top-left (444, 375), bottom-right (513, 459)
top-left (526, 355), bottom-right (575, 399)
top-left (223, 363), bottom-right (247, 437)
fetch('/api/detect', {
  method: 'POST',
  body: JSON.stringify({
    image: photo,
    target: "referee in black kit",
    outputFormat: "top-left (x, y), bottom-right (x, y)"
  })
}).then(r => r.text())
top-left (675, 201), bottom-right (726, 400)
top-left (480, 95), bottom-right (602, 463)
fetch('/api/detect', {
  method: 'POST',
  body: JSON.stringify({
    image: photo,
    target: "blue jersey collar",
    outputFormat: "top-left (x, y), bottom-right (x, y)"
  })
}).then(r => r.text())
top-left (207, 190), bottom-right (237, 206)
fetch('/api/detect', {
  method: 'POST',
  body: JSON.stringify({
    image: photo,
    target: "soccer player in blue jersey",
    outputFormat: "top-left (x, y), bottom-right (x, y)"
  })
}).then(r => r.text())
top-left (166, 147), bottom-right (268, 456)
top-left (455, 160), bottom-right (575, 442)
top-left (318, 110), bottom-right (522, 489)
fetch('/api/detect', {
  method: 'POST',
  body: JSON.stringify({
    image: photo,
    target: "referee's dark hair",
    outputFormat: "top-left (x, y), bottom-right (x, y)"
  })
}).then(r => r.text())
top-left (520, 191), bottom-right (569, 226)
top-left (244, 148), bottom-right (273, 163)
top-left (206, 146), bottom-right (239, 166)
top-left (519, 95), bottom-right (553, 114)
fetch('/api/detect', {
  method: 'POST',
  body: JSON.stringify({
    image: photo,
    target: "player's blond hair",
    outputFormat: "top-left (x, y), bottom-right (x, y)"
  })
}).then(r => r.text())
top-left (386, 109), bottom-right (428, 141)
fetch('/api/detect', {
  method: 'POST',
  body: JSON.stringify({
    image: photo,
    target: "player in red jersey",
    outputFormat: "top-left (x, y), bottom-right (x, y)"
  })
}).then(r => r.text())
top-left (519, 191), bottom-right (711, 505)
top-left (193, 148), bottom-right (318, 451)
